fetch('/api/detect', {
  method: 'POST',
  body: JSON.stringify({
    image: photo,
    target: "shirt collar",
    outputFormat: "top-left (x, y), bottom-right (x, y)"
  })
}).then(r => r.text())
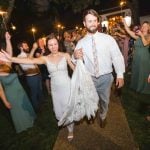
top-left (86, 31), bottom-right (99, 39)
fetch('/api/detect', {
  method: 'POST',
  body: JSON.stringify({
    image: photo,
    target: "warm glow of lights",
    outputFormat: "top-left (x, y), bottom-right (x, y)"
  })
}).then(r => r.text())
top-left (61, 26), bottom-right (64, 29)
top-left (57, 24), bottom-right (61, 28)
top-left (31, 27), bottom-right (36, 33)
top-left (12, 25), bottom-right (16, 30)
top-left (120, 1), bottom-right (126, 7)
top-left (112, 17), bottom-right (115, 21)
top-left (75, 26), bottom-right (79, 30)
top-left (11, 23), bottom-right (16, 30)
top-left (0, 10), bottom-right (7, 15)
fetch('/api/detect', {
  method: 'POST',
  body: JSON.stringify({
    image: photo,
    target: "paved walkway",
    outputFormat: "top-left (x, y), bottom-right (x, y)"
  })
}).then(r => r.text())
top-left (53, 89), bottom-right (139, 150)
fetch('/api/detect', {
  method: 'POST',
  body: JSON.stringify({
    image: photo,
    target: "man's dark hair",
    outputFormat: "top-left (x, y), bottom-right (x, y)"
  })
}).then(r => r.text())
top-left (83, 9), bottom-right (99, 22)
top-left (142, 21), bottom-right (149, 25)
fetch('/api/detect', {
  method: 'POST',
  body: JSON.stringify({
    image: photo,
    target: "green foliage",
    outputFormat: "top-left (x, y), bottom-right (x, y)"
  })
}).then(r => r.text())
top-left (59, 0), bottom-right (99, 13)
top-left (29, 0), bottom-right (100, 14)
top-left (121, 74), bottom-right (150, 150)
top-left (0, 0), bottom-right (9, 9)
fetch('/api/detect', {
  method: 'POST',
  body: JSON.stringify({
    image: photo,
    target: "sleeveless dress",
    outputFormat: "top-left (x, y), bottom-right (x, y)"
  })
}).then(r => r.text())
top-left (45, 56), bottom-right (71, 120)
top-left (0, 73), bottom-right (36, 133)
top-left (130, 37), bottom-right (150, 94)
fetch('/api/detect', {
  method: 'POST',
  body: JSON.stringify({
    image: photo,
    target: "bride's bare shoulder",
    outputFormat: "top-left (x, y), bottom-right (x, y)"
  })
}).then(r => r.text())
top-left (40, 55), bottom-right (50, 62)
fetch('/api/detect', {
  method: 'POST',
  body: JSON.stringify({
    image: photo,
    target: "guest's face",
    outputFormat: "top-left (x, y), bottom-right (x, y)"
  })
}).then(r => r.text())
top-left (22, 43), bottom-right (29, 52)
top-left (47, 38), bottom-right (59, 54)
top-left (83, 14), bottom-right (99, 33)
top-left (38, 38), bottom-right (45, 48)
top-left (141, 23), bottom-right (150, 33)
top-left (64, 32), bottom-right (71, 42)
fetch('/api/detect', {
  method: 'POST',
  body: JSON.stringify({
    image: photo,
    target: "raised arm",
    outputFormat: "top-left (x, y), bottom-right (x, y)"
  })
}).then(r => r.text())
top-left (122, 18), bottom-right (138, 40)
top-left (114, 31), bottom-right (126, 38)
top-left (28, 42), bottom-right (38, 58)
top-left (0, 50), bottom-right (46, 65)
top-left (5, 32), bottom-right (13, 56)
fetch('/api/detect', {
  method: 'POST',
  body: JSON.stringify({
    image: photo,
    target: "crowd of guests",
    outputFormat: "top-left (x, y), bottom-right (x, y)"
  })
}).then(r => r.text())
top-left (0, 10), bottom-right (150, 136)
top-left (108, 19), bottom-right (150, 120)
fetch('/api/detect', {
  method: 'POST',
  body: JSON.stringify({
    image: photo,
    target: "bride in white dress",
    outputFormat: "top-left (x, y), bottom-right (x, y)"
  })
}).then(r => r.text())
top-left (0, 34), bottom-right (99, 141)
top-left (0, 34), bottom-right (75, 141)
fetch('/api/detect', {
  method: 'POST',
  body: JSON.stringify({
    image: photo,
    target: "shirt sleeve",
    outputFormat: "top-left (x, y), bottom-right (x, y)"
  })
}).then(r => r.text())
top-left (109, 36), bottom-right (125, 78)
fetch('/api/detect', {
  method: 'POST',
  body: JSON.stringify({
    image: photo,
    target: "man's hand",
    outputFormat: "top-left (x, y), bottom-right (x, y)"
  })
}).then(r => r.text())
top-left (116, 78), bottom-right (124, 88)
top-left (74, 48), bottom-right (83, 59)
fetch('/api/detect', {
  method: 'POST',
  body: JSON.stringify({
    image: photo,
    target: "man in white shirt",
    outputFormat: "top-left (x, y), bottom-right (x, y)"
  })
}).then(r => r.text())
top-left (74, 9), bottom-right (125, 128)
top-left (17, 41), bottom-right (43, 113)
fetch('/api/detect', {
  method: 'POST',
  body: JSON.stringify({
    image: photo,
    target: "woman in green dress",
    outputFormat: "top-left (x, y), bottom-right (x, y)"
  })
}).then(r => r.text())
top-left (123, 20), bottom-right (150, 94)
top-left (0, 32), bottom-right (36, 133)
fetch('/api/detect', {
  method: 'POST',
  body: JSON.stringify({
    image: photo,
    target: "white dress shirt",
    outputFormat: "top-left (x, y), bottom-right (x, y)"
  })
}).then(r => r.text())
top-left (75, 31), bottom-right (125, 78)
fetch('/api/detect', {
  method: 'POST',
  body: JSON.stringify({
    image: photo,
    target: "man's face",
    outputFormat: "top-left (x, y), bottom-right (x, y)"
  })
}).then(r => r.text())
top-left (83, 14), bottom-right (99, 33)
top-left (22, 43), bottom-right (29, 52)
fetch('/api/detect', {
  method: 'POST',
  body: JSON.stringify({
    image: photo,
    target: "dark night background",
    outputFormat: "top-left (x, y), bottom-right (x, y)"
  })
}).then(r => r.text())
top-left (7, 0), bottom-right (150, 48)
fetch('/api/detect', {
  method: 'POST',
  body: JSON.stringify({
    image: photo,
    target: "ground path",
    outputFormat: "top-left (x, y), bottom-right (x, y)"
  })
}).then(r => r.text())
top-left (53, 88), bottom-right (139, 150)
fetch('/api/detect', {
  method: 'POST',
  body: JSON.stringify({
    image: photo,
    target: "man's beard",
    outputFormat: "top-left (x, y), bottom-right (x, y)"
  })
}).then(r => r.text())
top-left (86, 26), bottom-right (98, 33)
top-left (23, 49), bottom-right (30, 53)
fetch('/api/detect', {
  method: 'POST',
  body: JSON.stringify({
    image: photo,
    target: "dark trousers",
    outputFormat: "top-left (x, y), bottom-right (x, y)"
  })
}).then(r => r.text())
top-left (26, 74), bottom-right (43, 112)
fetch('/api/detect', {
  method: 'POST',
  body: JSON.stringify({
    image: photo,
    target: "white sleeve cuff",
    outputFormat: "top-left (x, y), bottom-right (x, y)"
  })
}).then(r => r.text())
top-left (117, 73), bottom-right (124, 79)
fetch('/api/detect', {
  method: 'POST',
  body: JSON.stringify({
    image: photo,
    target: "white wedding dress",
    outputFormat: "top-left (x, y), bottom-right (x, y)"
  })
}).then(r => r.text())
top-left (45, 56), bottom-right (71, 121)
top-left (58, 59), bottom-right (99, 126)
